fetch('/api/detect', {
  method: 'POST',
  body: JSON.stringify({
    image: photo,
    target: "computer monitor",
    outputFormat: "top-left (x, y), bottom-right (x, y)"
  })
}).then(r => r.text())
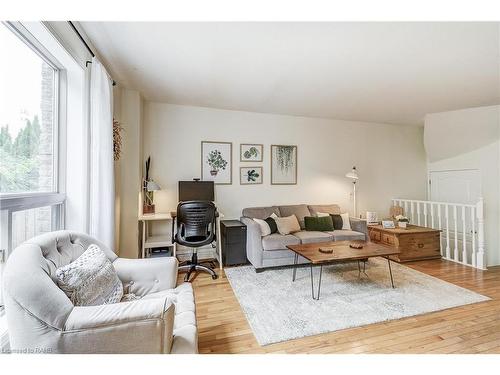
top-left (178, 181), bottom-right (215, 202)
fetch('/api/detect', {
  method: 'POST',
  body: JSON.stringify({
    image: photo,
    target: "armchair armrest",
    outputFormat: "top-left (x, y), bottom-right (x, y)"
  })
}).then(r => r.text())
top-left (63, 297), bottom-right (175, 353)
top-left (113, 257), bottom-right (178, 296)
top-left (64, 297), bottom-right (173, 331)
top-left (349, 217), bottom-right (368, 240)
top-left (240, 217), bottom-right (264, 268)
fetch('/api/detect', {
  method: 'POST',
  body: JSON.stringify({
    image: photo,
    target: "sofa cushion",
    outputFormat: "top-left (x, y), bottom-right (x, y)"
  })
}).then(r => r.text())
top-left (278, 204), bottom-right (311, 229)
top-left (308, 204), bottom-right (341, 216)
top-left (304, 216), bottom-right (334, 231)
top-left (242, 206), bottom-right (281, 220)
top-left (253, 218), bottom-right (271, 236)
top-left (265, 215), bottom-right (278, 234)
top-left (340, 213), bottom-right (352, 230)
top-left (293, 231), bottom-right (333, 244)
top-left (262, 233), bottom-right (300, 251)
top-left (274, 215), bottom-right (301, 235)
top-left (327, 230), bottom-right (366, 241)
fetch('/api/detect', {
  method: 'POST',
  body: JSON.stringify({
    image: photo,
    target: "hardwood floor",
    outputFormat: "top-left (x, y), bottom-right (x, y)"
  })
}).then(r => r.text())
top-left (180, 259), bottom-right (500, 354)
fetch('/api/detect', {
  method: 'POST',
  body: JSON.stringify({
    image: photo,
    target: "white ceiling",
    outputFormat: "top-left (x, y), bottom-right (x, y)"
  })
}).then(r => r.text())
top-left (80, 22), bottom-right (500, 125)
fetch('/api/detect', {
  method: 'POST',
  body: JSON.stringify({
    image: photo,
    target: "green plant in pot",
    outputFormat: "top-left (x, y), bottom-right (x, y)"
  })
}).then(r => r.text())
top-left (207, 150), bottom-right (228, 176)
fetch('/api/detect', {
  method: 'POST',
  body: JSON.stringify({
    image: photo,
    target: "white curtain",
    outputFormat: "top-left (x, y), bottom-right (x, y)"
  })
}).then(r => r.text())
top-left (89, 57), bottom-right (115, 250)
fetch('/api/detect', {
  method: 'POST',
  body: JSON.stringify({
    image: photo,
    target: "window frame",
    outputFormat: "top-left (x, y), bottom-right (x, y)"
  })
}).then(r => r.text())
top-left (0, 22), bottom-right (68, 308)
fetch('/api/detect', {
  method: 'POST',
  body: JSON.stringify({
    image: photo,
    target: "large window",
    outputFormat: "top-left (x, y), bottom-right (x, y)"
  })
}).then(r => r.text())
top-left (0, 23), bottom-right (65, 308)
top-left (0, 24), bottom-right (57, 194)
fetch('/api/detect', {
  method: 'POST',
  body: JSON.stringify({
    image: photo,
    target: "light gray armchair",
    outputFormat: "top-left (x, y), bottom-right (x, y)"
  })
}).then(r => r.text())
top-left (3, 231), bottom-right (197, 354)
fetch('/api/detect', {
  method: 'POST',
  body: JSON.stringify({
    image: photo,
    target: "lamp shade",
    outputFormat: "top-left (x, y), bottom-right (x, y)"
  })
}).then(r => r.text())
top-left (345, 166), bottom-right (359, 180)
top-left (146, 180), bottom-right (161, 192)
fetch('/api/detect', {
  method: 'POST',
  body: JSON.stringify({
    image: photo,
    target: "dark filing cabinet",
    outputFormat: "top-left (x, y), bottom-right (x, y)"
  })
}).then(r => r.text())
top-left (221, 220), bottom-right (248, 266)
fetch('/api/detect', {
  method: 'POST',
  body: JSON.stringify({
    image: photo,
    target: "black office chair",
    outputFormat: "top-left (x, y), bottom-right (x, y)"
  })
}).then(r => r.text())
top-left (175, 200), bottom-right (218, 282)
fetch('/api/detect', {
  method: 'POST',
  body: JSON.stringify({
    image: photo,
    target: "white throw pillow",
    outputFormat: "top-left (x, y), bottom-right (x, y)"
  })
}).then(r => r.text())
top-left (55, 244), bottom-right (123, 306)
top-left (341, 212), bottom-right (352, 230)
top-left (253, 218), bottom-right (271, 236)
top-left (274, 214), bottom-right (301, 235)
top-left (316, 212), bottom-right (330, 217)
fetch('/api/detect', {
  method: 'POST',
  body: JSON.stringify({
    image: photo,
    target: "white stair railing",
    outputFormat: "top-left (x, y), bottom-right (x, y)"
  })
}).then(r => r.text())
top-left (391, 198), bottom-right (486, 270)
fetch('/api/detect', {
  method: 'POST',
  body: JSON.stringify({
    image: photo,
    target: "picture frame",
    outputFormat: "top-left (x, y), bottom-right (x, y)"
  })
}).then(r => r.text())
top-left (271, 144), bottom-right (297, 185)
top-left (382, 220), bottom-right (396, 229)
top-left (240, 166), bottom-right (263, 185)
top-left (201, 141), bottom-right (232, 185)
top-left (240, 143), bottom-right (263, 162)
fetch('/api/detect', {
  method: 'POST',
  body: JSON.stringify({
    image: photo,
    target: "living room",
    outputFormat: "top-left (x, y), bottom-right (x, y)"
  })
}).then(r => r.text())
top-left (1, 1), bottom-right (500, 372)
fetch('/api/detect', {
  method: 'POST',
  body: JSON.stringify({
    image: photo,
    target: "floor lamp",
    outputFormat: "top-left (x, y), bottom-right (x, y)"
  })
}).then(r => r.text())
top-left (345, 166), bottom-right (359, 217)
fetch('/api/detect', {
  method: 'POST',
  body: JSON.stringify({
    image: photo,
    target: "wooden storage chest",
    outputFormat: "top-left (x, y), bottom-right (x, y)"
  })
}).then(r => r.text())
top-left (368, 224), bottom-right (441, 262)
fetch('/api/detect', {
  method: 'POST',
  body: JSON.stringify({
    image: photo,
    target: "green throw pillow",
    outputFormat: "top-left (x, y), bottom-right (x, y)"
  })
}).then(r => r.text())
top-left (304, 216), bottom-right (334, 231)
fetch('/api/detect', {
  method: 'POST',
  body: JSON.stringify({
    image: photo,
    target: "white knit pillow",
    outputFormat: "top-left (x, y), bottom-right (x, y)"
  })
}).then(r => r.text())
top-left (274, 214), bottom-right (301, 235)
top-left (253, 218), bottom-right (271, 236)
top-left (55, 244), bottom-right (123, 306)
top-left (340, 212), bottom-right (352, 230)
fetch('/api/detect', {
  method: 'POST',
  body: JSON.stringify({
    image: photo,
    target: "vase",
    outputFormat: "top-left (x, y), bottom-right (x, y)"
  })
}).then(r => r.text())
top-left (210, 170), bottom-right (218, 176)
top-left (398, 221), bottom-right (407, 229)
top-left (143, 204), bottom-right (155, 214)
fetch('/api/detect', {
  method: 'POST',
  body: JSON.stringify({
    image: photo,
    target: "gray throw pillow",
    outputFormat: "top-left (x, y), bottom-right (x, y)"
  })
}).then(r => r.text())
top-left (55, 244), bottom-right (123, 306)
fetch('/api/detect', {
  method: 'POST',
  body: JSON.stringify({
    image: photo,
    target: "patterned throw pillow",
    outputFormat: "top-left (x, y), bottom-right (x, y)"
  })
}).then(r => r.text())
top-left (55, 244), bottom-right (123, 306)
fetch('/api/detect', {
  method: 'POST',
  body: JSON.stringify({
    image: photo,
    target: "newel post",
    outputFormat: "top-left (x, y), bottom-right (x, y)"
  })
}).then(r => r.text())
top-left (476, 197), bottom-right (486, 270)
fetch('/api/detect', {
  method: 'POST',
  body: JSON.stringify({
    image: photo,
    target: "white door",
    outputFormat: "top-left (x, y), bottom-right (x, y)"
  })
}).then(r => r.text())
top-left (429, 169), bottom-right (481, 204)
top-left (429, 169), bottom-right (481, 263)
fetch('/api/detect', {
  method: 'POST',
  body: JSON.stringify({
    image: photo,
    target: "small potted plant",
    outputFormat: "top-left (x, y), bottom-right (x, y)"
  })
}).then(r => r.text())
top-left (207, 150), bottom-right (228, 176)
top-left (395, 215), bottom-right (409, 229)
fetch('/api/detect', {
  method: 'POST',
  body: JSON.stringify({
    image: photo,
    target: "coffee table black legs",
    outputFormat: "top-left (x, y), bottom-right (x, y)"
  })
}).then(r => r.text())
top-left (292, 254), bottom-right (323, 300)
top-left (386, 257), bottom-right (395, 288)
top-left (292, 253), bottom-right (298, 281)
top-left (292, 256), bottom-right (396, 300)
top-left (310, 264), bottom-right (323, 300)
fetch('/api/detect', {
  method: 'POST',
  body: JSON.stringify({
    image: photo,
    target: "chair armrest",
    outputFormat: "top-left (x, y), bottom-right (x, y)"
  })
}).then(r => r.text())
top-left (64, 297), bottom-right (173, 331)
top-left (240, 217), bottom-right (264, 268)
top-left (113, 257), bottom-right (178, 296)
top-left (349, 217), bottom-right (368, 240)
top-left (63, 298), bottom-right (175, 353)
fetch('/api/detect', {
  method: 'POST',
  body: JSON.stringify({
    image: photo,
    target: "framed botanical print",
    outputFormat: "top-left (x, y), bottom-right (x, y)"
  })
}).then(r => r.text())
top-left (240, 143), bottom-right (263, 162)
top-left (201, 141), bottom-right (232, 185)
top-left (271, 144), bottom-right (297, 185)
top-left (240, 167), bottom-right (263, 185)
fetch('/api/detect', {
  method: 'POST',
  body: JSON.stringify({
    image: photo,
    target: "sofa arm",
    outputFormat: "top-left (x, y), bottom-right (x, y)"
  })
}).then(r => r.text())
top-left (350, 217), bottom-right (368, 240)
top-left (113, 257), bottom-right (178, 296)
top-left (63, 297), bottom-right (175, 353)
top-left (240, 217), bottom-right (264, 268)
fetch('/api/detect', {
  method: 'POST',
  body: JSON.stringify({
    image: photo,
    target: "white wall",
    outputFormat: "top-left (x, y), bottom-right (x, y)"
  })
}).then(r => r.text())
top-left (115, 88), bottom-right (143, 258)
top-left (143, 103), bottom-right (427, 223)
top-left (425, 105), bottom-right (500, 266)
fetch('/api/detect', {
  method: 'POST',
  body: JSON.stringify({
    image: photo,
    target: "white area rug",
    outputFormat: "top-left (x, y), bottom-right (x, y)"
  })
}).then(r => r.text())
top-left (225, 259), bottom-right (490, 346)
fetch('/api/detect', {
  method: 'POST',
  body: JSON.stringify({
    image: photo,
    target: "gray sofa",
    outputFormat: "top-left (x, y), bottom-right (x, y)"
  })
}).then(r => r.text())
top-left (240, 204), bottom-right (368, 271)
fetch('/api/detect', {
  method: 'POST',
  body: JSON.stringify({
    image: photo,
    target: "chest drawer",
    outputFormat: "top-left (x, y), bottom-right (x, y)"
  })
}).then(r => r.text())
top-left (381, 233), bottom-right (397, 246)
top-left (400, 233), bottom-right (440, 252)
top-left (369, 229), bottom-right (381, 242)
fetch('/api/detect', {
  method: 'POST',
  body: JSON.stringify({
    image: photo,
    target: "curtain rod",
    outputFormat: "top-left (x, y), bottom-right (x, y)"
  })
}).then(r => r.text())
top-left (68, 21), bottom-right (116, 86)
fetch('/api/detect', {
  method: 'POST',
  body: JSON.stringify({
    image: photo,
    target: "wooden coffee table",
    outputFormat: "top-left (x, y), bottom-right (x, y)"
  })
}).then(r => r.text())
top-left (287, 240), bottom-right (401, 300)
